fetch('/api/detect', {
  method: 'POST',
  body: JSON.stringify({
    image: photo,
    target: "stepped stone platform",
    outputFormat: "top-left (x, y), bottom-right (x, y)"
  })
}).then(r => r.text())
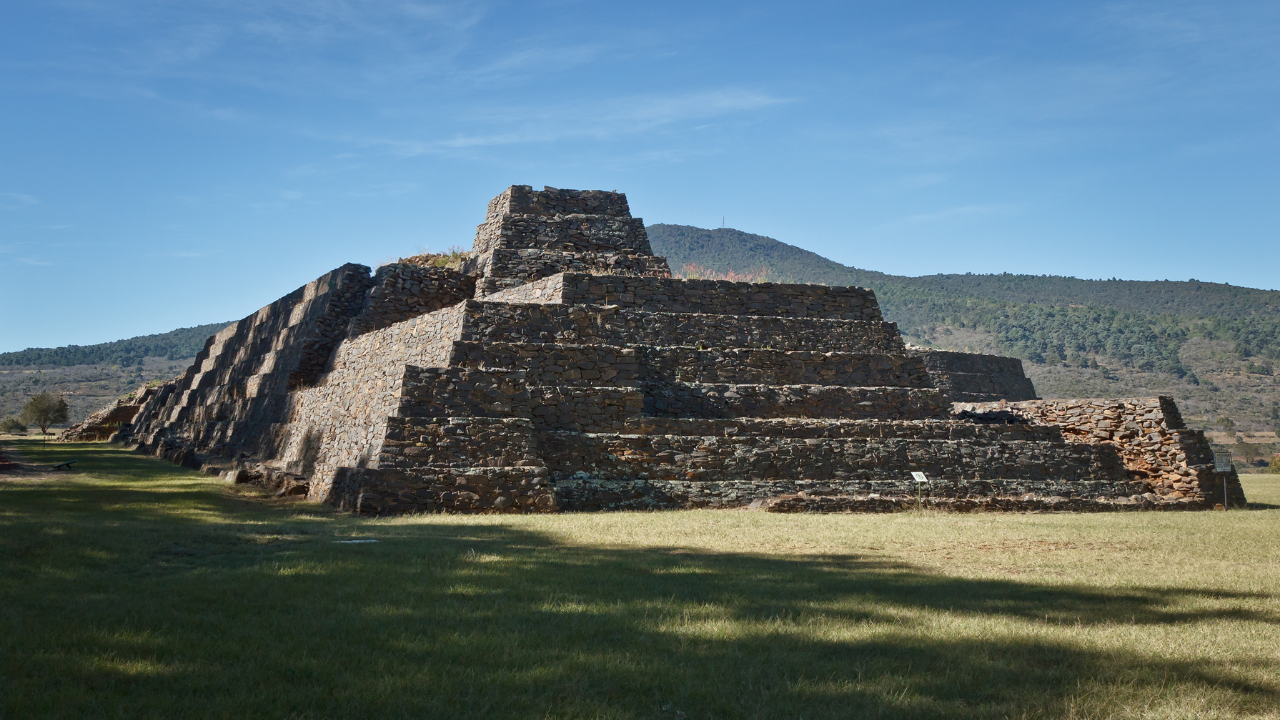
top-left (108, 185), bottom-right (1245, 514)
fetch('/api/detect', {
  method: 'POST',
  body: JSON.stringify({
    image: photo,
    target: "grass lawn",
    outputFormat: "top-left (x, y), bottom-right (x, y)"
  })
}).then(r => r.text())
top-left (2, 439), bottom-right (1278, 719)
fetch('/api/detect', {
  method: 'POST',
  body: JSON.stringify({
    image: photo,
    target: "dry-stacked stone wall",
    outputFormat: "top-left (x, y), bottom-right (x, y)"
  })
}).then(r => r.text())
top-left (272, 305), bottom-right (473, 497)
top-left (329, 465), bottom-right (554, 515)
top-left (469, 186), bottom-right (663, 299)
top-left (380, 417), bottom-right (542, 470)
top-left (450, 342), bottom-right (931, 388)
top-left (644, 383), bottom-right (951, 421)
top-left (486, 273), bottom-right (884, 320)
top-left (474, 215), bottom-right (651, 255)
top-left (398, 367), bottom-right (531, 419)
top-left (347, 263), bottom-right (476, 337)
top-left (956, 397), bottom-right (1245, 507)
top-left (471, 249), bottom-right (670, 297)
top-left (486, 185), bottom-right (632, 220)
top-left (620, 417), bottom-right (1067, 441)
top-left (546, 430), bottom-right (1135, 511)
top-left (473, 185), bottom-right (651, 256)
top-left (455, 301), bottom-right (906, 352)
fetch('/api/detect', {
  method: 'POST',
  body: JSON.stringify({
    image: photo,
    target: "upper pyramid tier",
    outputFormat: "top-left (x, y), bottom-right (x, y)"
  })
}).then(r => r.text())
top-left (484, 185), bottom-right (634, 220)
top-left (468, 185), bottom-right (670, 297)
top-left (472, 185), bottom-right (655, 256)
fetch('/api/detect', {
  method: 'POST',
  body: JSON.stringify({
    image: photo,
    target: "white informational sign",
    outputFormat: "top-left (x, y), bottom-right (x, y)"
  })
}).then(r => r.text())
top-left (1213, 453), bottom-right (1233, 473)
top-left (911, 472), bottom-right (929, 484)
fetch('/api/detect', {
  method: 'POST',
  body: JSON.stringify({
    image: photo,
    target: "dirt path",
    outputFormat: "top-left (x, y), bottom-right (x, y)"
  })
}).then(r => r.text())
top-left (0, 441), bottom-right (53, 480)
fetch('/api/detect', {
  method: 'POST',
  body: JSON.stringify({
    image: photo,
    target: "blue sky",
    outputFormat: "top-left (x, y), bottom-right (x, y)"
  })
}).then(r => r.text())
top-left (2, 0), bottom-right (1278, 351)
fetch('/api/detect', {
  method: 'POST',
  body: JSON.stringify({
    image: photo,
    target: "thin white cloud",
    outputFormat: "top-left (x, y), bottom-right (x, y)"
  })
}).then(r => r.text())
top-left (36, 0), bottom-right (490, 95)
top-left (296, 88), bottom-right (787, 159)
top-left (0, 192), bottom-right (40, 206)
top-left (873, 204), bottom-right (1015, 230)
top-left (421, 89), bottom-right (788, 152)
top-left (345, 182), bottom-right (418, 197)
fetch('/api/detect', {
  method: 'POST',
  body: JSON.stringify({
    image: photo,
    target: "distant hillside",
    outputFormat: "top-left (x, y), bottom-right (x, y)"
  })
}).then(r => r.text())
top-left (0, 322), bottom-right (231, 368)
top-left (649, 223), bottom-right (1280, 437)
top-left (650, 224), bottom-right (1280, 319)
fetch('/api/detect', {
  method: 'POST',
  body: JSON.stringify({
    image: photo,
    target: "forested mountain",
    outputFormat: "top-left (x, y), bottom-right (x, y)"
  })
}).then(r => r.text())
top-left (648, 224), bottom-right (1280, 380)
top-left (5, 229), bottom-right (1277, 439)
top-left (0, 322), bottom-right (230, 368)
top-left (649, 224), bottom-right (1280, 320)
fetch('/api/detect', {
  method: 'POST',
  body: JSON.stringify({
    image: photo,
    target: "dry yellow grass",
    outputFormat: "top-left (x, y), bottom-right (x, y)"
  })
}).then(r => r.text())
top-left (3, 439), bottom-right (1278, 719)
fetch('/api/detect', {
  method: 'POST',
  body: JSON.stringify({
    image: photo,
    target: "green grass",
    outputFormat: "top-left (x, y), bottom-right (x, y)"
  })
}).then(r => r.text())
top-left (3, 440), bottom-right (1279, 719)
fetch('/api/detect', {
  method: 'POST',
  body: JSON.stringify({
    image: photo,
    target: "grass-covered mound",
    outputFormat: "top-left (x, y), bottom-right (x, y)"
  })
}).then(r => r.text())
top-left (2, 440), bottom-right (1278, 718)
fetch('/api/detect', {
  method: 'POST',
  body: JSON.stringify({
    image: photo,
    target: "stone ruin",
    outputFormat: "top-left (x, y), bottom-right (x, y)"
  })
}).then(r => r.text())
top-left (97, 185), bottom-right (1245, 513)
top-left (61, 384), bottom-right (161, 442)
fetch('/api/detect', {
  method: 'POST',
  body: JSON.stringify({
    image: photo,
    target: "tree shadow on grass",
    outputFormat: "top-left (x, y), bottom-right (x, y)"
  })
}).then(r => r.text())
top-left (4, 440), bottom-right (1279, 717)
top-left (3, 481), bottom-right (1279, 720)
top-left (2, 439), bottom-right (184, 479)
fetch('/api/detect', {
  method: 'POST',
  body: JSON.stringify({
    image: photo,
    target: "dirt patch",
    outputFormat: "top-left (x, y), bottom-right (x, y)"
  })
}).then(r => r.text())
top-left (0, 443), bottom-right (54, 480)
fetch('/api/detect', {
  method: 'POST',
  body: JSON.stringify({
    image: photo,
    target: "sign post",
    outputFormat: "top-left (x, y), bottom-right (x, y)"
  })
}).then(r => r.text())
top-left (911, 472), bottom-right (928, 511)
top-left (1213, 452), bottom-right (1233, 510)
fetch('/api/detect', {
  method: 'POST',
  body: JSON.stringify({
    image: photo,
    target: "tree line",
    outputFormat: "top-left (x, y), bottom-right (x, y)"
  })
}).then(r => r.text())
top-left (648, 224), bottom-right (1280, 375)
top-left (0, 322), bottom-right (229, 368)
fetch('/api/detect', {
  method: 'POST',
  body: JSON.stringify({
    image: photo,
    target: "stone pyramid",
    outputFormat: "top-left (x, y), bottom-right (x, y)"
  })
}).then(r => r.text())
top-left (118, 186), bottom-right (1244, 513)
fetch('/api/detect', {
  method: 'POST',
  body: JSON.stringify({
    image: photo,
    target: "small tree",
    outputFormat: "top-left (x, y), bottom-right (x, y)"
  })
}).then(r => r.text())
top-left (1270, 455), bottom-right (1280, 474)
top-left (1234, 440), bottom-right (1260, 465)
top-left (20, 391), bottom-right (69, 439)
top-left (1, 417), bottom-right (27, 435)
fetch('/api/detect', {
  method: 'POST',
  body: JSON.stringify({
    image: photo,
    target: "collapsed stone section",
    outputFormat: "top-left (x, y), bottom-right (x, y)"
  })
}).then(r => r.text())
top-left (108, 184), bottom-right (1242, 514)
top-left (957, 397), bottom-right (1246, 508)
top-left (60, 383), bottom-right (158, 442)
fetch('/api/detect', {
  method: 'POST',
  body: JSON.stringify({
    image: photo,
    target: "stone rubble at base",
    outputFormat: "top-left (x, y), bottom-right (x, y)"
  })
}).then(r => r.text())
top-left (89, 185), bottom-right (1244, 514)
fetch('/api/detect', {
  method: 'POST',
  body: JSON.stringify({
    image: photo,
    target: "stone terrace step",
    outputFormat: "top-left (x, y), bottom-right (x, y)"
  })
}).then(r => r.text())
top-left (379, 417), bottom-right (543, 470)
top-left (474, 216), bottom-right (651, 255)
top-left (644, 383), bottom-right (951, 420)
top-left (528, 386), bottom-right (644, 432)
top-left (483, 273), bottom-right (883, 321)
top-left (485, 185), bottom-right (632, 221)
top-left (618, 417), bottom-right (1066, 442)
top-left (446, 341), bottom-right (932, 388)
top-left (398, 367), bottom-right (532, 419)
top-left (470, 248), bottom-right (670, 288)
top-left (934, 372), bottom-right (1037, 403)
top-left (330, 465), bottom-right (555, 515)
top-left (456, 300), bottom-right (908, 353)
top-left (448, 341), bottom-right (641, 386)
top-left (540, 431), bottom-right (1132, 488)
top-left (396, 366), bottom-right (645, 430)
